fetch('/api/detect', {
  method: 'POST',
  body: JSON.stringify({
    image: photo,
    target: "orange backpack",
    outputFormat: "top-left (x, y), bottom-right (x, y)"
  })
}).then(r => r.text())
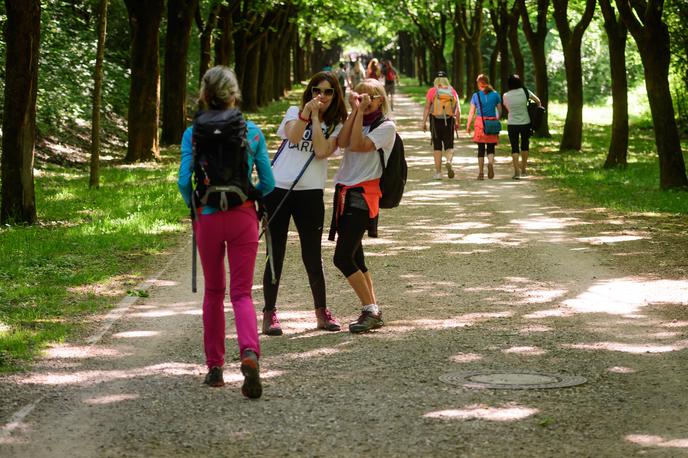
top-left (431, 86), bottom-right (457, 121)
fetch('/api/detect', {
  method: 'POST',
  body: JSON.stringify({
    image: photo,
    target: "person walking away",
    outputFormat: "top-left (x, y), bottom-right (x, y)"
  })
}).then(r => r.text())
top-left (501, 74), bottom-right (541, 178)
top-left (465, 74), bottom-right (502, 180)
top-left (336, 62), bottom-right (348, 98)
top-left (382, 59), bottom-right (400, 110)
top-left (330, 78), bottom-right (396, 333)
top-left (367, 58), bottom-right (382, 81)
top-left (349, 60), bottom-right (365, 94)
top-left (178, 66), bottom-right (275, 397)
top-left (422, 71), bottom-right (460, 180)
top-left (262, 71), bottom-right (348, 336)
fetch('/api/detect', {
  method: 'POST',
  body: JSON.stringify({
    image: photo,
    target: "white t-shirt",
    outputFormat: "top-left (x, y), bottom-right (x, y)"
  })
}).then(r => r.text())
top-left (502, 89), bottom-right (535, 126)
top-left (334, 119), bottom-right (396, 186)
top-left (272, 106), bottom-right (343, 190)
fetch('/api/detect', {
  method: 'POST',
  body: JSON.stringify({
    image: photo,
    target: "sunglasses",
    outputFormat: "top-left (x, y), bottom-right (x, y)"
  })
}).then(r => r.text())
top-left (312, 87), bottom-right (335, 97)
top-left (356, 94), bottom-right (381, 101)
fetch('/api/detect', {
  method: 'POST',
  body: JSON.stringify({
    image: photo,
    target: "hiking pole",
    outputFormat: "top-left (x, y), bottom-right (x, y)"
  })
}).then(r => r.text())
top-left (191, 228), bottom-right (197, 293)
top-left (258, 152), bottom-right (316, 239)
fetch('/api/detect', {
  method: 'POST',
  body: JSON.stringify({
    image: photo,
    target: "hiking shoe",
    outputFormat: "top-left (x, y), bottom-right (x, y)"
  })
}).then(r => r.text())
top-left (262, 310), bottom-right (283, 336)
top-left (512, 173), bottom-right (520, 180)
top-left (445, 162), bottom-right (455, 179)
top-left (477, 173), bottom-right (484, 180)
top-left (487, 163), bottom-right (494, 179)
top-left (204, 366), bottom-right (224, 387)
top-left (349, 311), bottom-right (384, 333)
top-left (315, 307), bottom-right (341, 331)
top-left (240, 349), bottom-right (262, 399)
top-left (432, 172), bottom-right (442, 180)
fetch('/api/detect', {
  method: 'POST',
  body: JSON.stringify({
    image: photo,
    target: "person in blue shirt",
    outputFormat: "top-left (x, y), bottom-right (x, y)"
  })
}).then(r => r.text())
top-left (466, 74), bottom-right (502, 180)
top-left (177, 66), bottom-right (274, 397)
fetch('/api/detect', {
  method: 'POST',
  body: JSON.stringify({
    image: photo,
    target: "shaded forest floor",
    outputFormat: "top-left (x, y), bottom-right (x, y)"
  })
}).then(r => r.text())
top-left (1, 93), bottom-right (687, 456)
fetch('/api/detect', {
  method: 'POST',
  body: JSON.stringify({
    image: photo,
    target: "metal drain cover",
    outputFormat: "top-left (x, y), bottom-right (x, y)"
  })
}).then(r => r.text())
top-left (440, 370), bottom-right (586, 390)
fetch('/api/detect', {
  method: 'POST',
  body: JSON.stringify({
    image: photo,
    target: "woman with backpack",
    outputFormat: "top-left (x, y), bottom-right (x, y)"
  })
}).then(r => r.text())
top-left (502, 74), bottom-right (541, 179)
top-left (177, 66), bottom-right (274, 397)
top-left (330, 78), bottom-right (396, 333)
top-left (382, 59), bottom-right (399, 110)
top-left (466, 74), bottom-right (502, 180)
top-left (262, 71), bottom-right (348, 336)
top-left (422, 71), bottom-right (460, 180)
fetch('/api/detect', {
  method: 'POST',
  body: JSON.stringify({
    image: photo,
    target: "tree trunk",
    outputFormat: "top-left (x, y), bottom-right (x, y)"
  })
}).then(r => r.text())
top-left (508, 1), bottom-right (524, 80)
top-left (452, 39), bottom-right (465, 98)
top-left (89, 0), bottom-right (108, 189)
top-left (124, 0), bottom-right (164, 162)
top-left (465, 44), bottom-right (474, 99)
top-left (519, 0), bottom-right (551, 137)
top-left (1, 0), bottom-right (40, 224)
top-left (258, 36), bottom-right (272, 107)
top-left (553, 0), bottom-right (596, 151)
top-left (242, 45), bottom-right (261, 112)
top-left (490, 1), bottom-right (511, 95)
top-left (616, 0), bottom-right (687, 188)
top-left (214, 4), bottom-right (233, 66)
top-left (197, 2), bottom-right (221, 84)
top-left (600, 0), bottom-right (628, 169)
top-left (489, 45), bottom-right (498, 84)
top-left (161, 0), bottom-right (198, 146)
top-left (398, 31), bottom-right (415, 76)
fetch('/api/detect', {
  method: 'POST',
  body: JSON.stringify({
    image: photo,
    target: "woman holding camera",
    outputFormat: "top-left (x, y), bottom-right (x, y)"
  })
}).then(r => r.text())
top-left (262, 72), bottom-right (347, 336)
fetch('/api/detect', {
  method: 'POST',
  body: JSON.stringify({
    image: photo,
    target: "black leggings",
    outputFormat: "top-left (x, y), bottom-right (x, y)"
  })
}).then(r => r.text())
top-left (477, 143), bottom-right (496, 158)
top-left (333, 206), bottom-right (369, 278)
top-left (262, 188), bottom-right (326, 311)
top-left (507, 124), bottom-right (531, 153)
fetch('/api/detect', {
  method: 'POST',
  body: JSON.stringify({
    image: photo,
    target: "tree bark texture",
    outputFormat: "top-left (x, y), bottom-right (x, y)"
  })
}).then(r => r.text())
top-left (161, 0), bottom-right (198, 146)
top-left (452, 39), bottom-right (465, 98)
top-left (398, 31), bottom-right (415, 77)
top-left (552, 0), bottom-right (596, 151)
top-left (90, 0), bottom-right (109, 189)
top-left (599, 0), bottom-right (629, 169)
top-left (214, 4), bottom-right (233, 66)
top-left (616, 0), bottom-right (687, 188)
top-left (1, 0), bottom-right (40, 224)
top-left (519, 0), bottom-right (551, 137)
top-left (124, 0), bottom-right (164, 162)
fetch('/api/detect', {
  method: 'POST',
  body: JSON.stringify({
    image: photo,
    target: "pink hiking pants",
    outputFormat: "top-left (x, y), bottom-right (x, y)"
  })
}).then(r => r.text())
top-left (194, 205), bottom-right (260, 368)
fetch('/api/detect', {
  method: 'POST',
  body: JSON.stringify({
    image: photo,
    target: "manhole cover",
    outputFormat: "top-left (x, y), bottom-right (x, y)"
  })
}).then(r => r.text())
top-left (439, 371), bottom-right (586, 390)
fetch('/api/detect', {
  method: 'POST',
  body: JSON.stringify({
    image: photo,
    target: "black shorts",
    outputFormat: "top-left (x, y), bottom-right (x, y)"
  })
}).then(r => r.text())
top-left (430, 116), bottom-right (455, 151)
top-left (385, 82), bottom-right (395, 95)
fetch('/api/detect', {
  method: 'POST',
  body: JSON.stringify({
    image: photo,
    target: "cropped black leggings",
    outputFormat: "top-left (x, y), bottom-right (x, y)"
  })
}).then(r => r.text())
top-left (333, 207), bottom-right (369, 278)
top-left (507, 124), bottom-right (531, 153)
top-left (262, 188), bottom-right (326, 311)
top-left (477, 143), bottom-right (496, 158)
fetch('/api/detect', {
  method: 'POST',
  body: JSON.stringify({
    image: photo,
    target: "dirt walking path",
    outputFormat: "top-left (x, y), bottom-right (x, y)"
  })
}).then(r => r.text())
top-left (1, 92), bottom-right (687, 457)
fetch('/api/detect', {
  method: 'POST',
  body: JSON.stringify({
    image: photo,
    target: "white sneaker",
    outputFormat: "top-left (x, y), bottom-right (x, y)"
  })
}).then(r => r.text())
top-left (432, 172), bottom-right (442, 180)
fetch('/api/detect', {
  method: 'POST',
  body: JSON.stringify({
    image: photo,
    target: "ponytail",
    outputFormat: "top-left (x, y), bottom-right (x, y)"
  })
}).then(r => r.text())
top-left (476, 74), bottom-right (494, 94)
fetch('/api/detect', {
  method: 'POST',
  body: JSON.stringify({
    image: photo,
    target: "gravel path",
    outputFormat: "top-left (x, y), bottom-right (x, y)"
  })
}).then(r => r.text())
top-left (1, 92), bottom-right (687, 457)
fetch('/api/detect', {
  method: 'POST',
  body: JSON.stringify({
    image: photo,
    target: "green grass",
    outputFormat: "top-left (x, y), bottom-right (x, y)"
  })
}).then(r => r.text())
top-left (398, 77), bottom-right (688, 215)
top-left (0, 151), bottom-right (189, 371)
top-left (0, 91), bottom-right (302, 372)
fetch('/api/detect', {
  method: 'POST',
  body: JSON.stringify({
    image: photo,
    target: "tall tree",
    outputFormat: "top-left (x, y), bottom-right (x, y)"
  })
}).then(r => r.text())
top-left (552, 0), bottom-right (597, 151)
top-left (89, 0), bottom-right (109, 189)
top-left (599, 0), bottom-right (629, 169)
top-left (615, 0), bottom-right (688, 188)
top-left (1, 0), bottom-right (40, 224)
top-left (406, 0), bottom-right (449, 77)
top-left (454, 0), bottom-right (485, 100)
top-left (519, 0), bottom-right (551, 137)
top-left (507, 0), bottom-right (524, 80)
top-left (161, 0), bottom-right (199, 146)
top-left (124, 0), bottom-right (165, 162)
top-left (489, 0), bottom-right (511, 95)
top-left (195, 1), bottom-right (222, 83)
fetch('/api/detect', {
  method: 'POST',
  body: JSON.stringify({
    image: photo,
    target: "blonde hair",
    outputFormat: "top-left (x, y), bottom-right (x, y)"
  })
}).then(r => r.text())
top-left (354, 78), bottom-right (391, 117)
top-left (200, 66), bottom-right (241, 109)
top-left (434, 77), bottom-right (450, 88)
